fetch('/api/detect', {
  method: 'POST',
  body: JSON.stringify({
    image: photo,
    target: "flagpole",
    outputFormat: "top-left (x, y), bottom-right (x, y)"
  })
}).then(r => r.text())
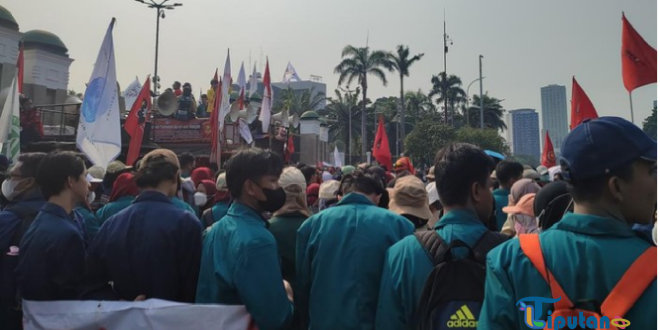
top-left (628, 92), bottom-right (635, 124)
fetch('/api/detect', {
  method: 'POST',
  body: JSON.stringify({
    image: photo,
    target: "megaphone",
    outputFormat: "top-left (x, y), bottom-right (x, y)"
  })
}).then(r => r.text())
top-left (228, 101), bottom-right (242, 122)
top-left (271, 111), bottom-right (299, 128)
top-left (156, 89), bottom-right (177, 116)
top-left (289, 113), bottom-right (300, 128)
top-left (229, 102), bottom-right (258, 124)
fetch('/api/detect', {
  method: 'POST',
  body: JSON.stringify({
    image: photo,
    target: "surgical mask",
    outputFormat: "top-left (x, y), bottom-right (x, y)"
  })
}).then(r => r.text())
top-left (2, 179), bottom-right (24, 201)
top-left (87, 191), bottom-right (96, 205)
top-left (194, 192), bottom-right (208, 206)
top-left (653, 222), bottom-right (657, 245)
top-left (257, 186), bottom-right (286, 212)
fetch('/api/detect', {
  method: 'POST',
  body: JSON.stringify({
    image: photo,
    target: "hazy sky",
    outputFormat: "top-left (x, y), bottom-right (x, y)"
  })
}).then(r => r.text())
top-left (6, 0), bottom-right (658, 125)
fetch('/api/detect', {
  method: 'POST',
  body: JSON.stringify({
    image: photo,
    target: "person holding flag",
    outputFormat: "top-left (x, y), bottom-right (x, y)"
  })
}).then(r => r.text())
top-left (124, 75), bottom-right (151, 167)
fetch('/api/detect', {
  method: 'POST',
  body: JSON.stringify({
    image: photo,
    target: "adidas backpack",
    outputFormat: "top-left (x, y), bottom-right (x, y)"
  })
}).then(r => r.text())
top-left (414, 230), bottom-right (509, 330)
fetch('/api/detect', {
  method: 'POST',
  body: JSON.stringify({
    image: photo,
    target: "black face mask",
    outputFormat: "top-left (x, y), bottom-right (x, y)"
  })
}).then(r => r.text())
top-left (257, 186), bottom-right (287, 212)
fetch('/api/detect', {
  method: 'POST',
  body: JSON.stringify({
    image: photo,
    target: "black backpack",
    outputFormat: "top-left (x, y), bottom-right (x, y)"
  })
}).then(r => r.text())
top-left (414, 230), bottom-right (509, 330)
top-left (1, 204), bottom-right (39, 304)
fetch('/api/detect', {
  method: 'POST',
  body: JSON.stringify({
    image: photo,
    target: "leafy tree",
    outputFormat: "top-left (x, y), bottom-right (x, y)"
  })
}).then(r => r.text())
top-left (464, 94), bottom-right (507, 131)
top-left (429, 72), bottom-right (466, 124)
top-left (405, 112), bottom-right (455, 163)
top-left (335, 46), bottom-right (391, 159)
top-left (388, 45), bottom-right (424, 155)
top-left (405, 90), bottom-right (436, 124)
top-left (319, 89), bottom-right (361, 158)
top-left (454, 126), bottom-right (510, 155)
top-left (643, 106), bottom-right (656, 140)
top-left (273, 87), bottom-right (326, 117)
top-left (509, 154), bottom-right (540, 168)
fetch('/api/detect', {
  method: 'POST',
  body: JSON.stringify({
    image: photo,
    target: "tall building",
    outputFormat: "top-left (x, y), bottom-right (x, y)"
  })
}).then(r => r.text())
top-left (540, 84), bottom-right (568, 156)
top-left (509, 109), bottom-right (540, 160)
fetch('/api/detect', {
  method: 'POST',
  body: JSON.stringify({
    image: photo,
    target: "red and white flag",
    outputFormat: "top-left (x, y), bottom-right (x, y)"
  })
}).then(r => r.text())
top-left (219, 50), bottom-right (232, 131)
top-left (541, 131), bottom-right (556, 168)
top-left (258, 58), bottom-right (273, 133)
top-left (124, 75), bottom-right (151, 167)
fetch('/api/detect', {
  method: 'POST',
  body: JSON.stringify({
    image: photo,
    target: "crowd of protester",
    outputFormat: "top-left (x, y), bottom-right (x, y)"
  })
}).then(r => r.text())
top-left (0, 116), bottom-right (656, 330)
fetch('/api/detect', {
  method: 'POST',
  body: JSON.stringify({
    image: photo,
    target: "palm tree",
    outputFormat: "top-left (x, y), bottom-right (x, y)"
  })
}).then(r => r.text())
top-left (273, 87), bottom-right (326, 117)
top-left (318, 89), bottom-right (362, 159)
top-left (429, 72), bottom-right (466, 123)
top-left (405, 90), bottom-right (436, 123)
top-left (388, 45), bottom-right (424, 155)
top-left (465, 94), bottom-right (507, 131)
top-left (334, 45), bottom-right (391, 159)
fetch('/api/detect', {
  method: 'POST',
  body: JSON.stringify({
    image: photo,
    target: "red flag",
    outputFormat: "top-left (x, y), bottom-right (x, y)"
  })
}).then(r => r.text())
top-left (17, 43), bottom-right (23, 94)
top-left (212, 69), bottom-right (218, 83)
top-left (372, 115), bottom-right (392, 171)
top-left (124, 75), bottom-right (151, 166)
top-left (210, 70), bottom-right (223, 164)
top-left (570, 77), bottom-right (599, 129)
top-left (284, 134), bottom-right (295, 163)
top-left (622, 13), bottom-right (657, 92)
top-left (541, 131), bottom-right (556, 168)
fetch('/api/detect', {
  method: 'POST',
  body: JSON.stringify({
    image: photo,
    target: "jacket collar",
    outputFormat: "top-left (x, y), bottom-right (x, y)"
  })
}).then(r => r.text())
top-left (40, 202), bottom-right (75, 220)
top-left (336, 193), bottom-right (375, 207)
top-left (554, 212), bottom-right (637, 237)
top-left (434, 209), bottom-right (486, 229)
top-left (134, 190), bottom-right (174, 204)
top-left (227, 201), bottom-right (268, 227)
top-left (492, 188), bottom-right (510, 196)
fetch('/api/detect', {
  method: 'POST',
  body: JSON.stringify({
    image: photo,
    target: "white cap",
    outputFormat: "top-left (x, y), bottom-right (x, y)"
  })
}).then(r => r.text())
top-left (279, 167), bottom-right (307, 191)
top-left (426, 182), bottom-right (440, 205)
top-left (86, 173), bottom-right (103, 184)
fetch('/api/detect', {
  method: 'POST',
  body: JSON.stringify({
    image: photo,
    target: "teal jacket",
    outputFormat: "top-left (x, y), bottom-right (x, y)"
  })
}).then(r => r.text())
top-left (478, 213), bottom-right (657, 330)
top-left (95, 196), bottom-right (135, 226)
top-left (171, 197), bottom-right (197, 218)
top-left (492, 188), bottom-right (509, 231)
top-left (76, 205), bottom-right (99, 241)
top-left (210, 201), bottom-right (231, 222)
top-left (296, 193), bottom-right (414, 330)
top-left (376, 209), bottom-right (492, 330)
top-left (196, 202), bottom-right (293, 330)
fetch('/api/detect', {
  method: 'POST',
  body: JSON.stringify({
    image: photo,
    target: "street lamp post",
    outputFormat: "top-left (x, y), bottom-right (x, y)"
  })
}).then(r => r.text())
top-left (339, 85), bottom-right (358, 165)
top-left (479, 55), bottom-right (484, 129)
top-left (465, 76), bottom-right (485, 127)
top-left (134, 0), bottom-right (182, 96)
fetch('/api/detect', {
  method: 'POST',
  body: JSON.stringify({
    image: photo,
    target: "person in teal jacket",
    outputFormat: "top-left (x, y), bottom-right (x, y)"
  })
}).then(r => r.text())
top-left (376, 143), bottom-right (502, 330)
top-left (296, 171), bottom-right (414, 330)
top-left (95, 173), bottom-right (139, 226)
top-left (479, 117), bottom-right (658, 329)
top-left (492, 160), bottom-right (523, 231)
top-left (196, 149), bottom-right (293, 330)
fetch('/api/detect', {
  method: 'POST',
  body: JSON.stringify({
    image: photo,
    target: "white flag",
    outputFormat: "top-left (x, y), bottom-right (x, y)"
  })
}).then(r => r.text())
top-left (282, 62), bottom-right (301, 83)
top-left (237, 62), bottom-right (246, 108)
top-left (218, 49), bottom-right (232, 132)
top-left (258, 58), bottom-right (272, 133)
top-left (0, 73), bottom-right (20, 162)
top-left (23, 299), bottom-right (252, 330)
top-left (248, 63), bottom-right (258, 97)
top-left (334, 145), bottom-right (343, 167)
top-left (238, 118), bottom-right (253, 144)
top-left (122, 76), bottom-right (142, 111)
top-left (76, 19), bottom-right (121, 170)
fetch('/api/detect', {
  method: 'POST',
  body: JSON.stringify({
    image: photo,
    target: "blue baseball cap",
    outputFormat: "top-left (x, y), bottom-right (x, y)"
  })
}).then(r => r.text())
top-left (560, 116), bottom-right (656, 181)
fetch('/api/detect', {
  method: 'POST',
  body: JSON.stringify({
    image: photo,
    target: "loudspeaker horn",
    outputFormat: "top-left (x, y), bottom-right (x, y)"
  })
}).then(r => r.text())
top-left (156, 89), bottom-right (177, 116)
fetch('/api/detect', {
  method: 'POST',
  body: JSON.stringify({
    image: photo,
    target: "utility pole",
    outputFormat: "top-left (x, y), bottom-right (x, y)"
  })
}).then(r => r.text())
top-left (479, 55), bottom-right (484, 129)
top-left (442, 11), bottom-right (452, 124)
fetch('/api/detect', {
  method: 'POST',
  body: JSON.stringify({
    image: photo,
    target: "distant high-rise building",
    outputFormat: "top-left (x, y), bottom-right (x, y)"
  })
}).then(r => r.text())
top-left (541, 85), bottom-right (568, 156)
top-left (509, 109), bottom-right (540, 160)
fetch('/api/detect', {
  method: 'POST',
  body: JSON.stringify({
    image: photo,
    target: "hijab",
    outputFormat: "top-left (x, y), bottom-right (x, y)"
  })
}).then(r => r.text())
top-left (509, 178), bottom-right (541, 206)
top-left (109, 173), bottom-right (140, 202)
top-left (191, 167), bottom-right (214, 187)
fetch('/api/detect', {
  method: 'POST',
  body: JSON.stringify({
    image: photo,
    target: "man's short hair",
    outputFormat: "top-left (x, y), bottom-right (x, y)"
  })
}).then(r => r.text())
top-left (568, 162), bottom-right (634, 203)
top-left (495, 160), bottom-right (524, 185)
top-left (16, 152), bottom-right (47, 178)
top-left (135, 153), bottom-right (180, 189)
top-left (178, 152), bottom-right (195, 168)
top-left (434, 143), bottom-right (495, 207)
top-left (201, 94), bottom-right (208, 100)
top-left (210, 79), bottom-right (219, 85)
top-left (225, 148), bottom-right (284, 198)
top-left (300, 166), bottom-right (317, 184)
top-left (339, 171), bottom-right (385, 197)
top-left (36, 151), bottom-right (85, 199)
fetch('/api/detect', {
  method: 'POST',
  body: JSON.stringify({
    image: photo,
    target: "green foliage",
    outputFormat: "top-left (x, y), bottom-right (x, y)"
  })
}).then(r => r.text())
top-left (454, 127), bottom-right (510, 155)
top-left (273, 87), bottom-right (326, 117)
top-left (643, 107), bottom-right (656, 140)
top-left (464, 94), bottom-right (507, 131)
top-left (429, 72), bottom-right (466, 122)
top-left (318, 90), bottom-right (361, 156)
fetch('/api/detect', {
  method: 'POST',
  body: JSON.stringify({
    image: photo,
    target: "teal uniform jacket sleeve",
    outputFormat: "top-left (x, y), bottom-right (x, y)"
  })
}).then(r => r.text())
top-left (234, 241), bottom-right (293, 330)
top-left (295, 219), bottom-right (312, 330)
top-left (478, 248), bottom-right (521, 330)
top-left (375, 248), bottom-right (408, 330)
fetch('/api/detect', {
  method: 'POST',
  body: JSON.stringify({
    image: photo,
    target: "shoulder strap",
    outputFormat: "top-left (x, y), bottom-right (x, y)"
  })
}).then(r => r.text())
top-left (415, 230), bottom-right (449, 266)
top-left (473, 230), bottom-right (510, 263)
top-left (202, 208), bottom-right (215, 228)
top-left (519, 234), bottom-right (572, 310)
top-left (601, 247), bottom-right (657, 319)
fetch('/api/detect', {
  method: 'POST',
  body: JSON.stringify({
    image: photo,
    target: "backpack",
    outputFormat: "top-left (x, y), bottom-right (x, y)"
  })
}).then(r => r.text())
top-left (414, 230), bottom-right (509, 330)
top-left (201, 208), bottom-right (215, 229)
top-left (519, 234), bottom-right (656, 330)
